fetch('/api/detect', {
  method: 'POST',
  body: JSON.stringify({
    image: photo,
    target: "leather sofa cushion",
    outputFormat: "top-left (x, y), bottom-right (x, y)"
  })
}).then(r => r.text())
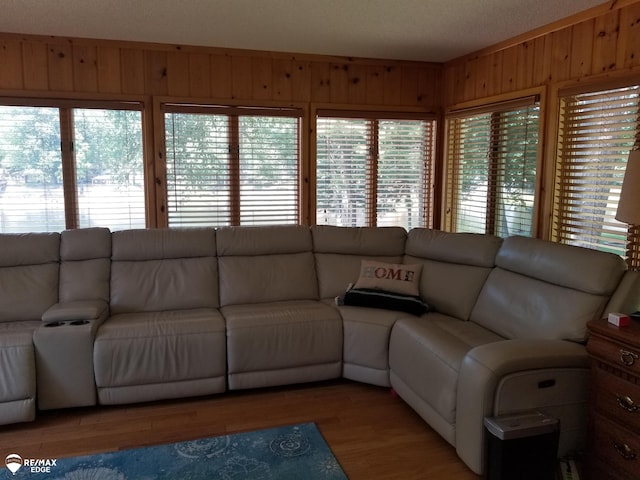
top-left (111, 257), bottom-right (219, 313)
top-left (219, 253), bottom-right (318, 306)
top-left (60, 258), bottom-right (111, 303)
top-left (0, 232), bottom-right (59, 267)
top-left (471, 236), bottom-right (627, 341)
top-left (496, 235), bottom-right (626, 295)
top-left (216, 225), bottom-right (318, 306)
top-left (471, 268), bottom-right (612, 341)
top-left (390, 313), bottom-right (503, 423)
top-left (112, 228), bottom-right (216, 261)
top-left (405, 228), bottom-right (502, 267)
top-left (0, 264), bottom-right (59, 322)
top-left (217, 225), bottom-right (312, 256)
top-left (0, 329), bottom-right (37, 402)
top-left (110, 228), bottom-right (219, 313)
top-left (60, 226), bottom-right (112, 304)
top-left (0, 233), bottom-right (60, 322)
top-left (312, 225), bottom-right (406, 299)
top-left (224, 300), bottom-right (343, 375)
top-left (311, 225), bottom-right (406, 255)
top-left (60, 227), bottom-right (111, 261)
top-left (404, 229), bottom-right (502, 320)
top-left (94, 309), bottom-right (226, 388)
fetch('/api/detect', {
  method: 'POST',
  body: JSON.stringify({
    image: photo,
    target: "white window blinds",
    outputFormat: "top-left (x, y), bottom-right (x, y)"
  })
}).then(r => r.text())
top-left (164, 106), bottom-right (301, 227)
top-left (73, 108), bottom-right (145, 230)
top-left (445, 99), bottom-right (540, 237)
top-left (553, 84), bottom-right (640, 255)
top-left (316, 113), bottom-right (434, 229)
top-left (0, 102), bottom-right (146, 233)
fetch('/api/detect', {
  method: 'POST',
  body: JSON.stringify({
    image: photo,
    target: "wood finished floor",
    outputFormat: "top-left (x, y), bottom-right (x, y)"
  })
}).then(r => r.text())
top-left (0, 380), bottom-right (481, 479)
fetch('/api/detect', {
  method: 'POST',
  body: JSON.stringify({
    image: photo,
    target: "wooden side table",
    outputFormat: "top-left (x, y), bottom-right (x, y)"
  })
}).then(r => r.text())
top-left (586, 318), bottom-right (640, 480)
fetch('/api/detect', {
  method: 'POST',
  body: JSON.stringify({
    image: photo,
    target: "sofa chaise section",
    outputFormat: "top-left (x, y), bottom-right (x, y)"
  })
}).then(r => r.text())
top-left (93, 228), bottom-right (226, 405)
top-left (457, 236), bottom-right (627, 474)
top-left (311, 225), bottom-right (408, 387)
top-left (389, 229), bottom-right (503, 448)
top-left (218, 225), bottom-right (343, 390)
top-left (0, 232), bottom-right (60, 425)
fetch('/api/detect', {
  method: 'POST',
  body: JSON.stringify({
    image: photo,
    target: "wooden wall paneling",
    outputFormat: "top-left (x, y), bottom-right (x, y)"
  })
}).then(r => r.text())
top-left (365, 65), bottom-right (384, 104)
top-left (488, 52), bottom-right (504, 98)
top-left (210, 54), bottom-right (232, 99)
top-left (532, 36), bottom-right (552, 86)
top-left (617, 3), bottom-right (640, 69)
top-left (382, 65), bottom-right (403, 105)
top-left (516, 41), bottom-right (536, 90)
top-left (472, 55), bottom-right (492, 99)
top-left (310, 61), bottom-right (331, 103)
top-left (291, 60), bottom-right (311, 102)
top-left (550, 27), bottom-right (573, 82)
top-left (120, 48), bottom-right (145, 95)
top-left (145, 50), bottom-right (168, 96)
top-left (400, 66), bottom-right (420, 106)
top-left (166, 51), bottom-right (190, 97)
top-left (329, 63), bottom-right (349, 103)
top-left (272, 58), bottom-right (293, 101)
top-left (47, 42), bottom-right (74, 92)
top-left (72, 45), bottom-right (98, 93)
top-left (97, 46), bottom-right (122, 94)
top-left (251, 56), bottom-right (273, 100)
top-left (592, 10), bottom-right (621, 74)
top-left (230, 55), bottom-right (252, 100)
top-left (500, 46), bottom-right (518, 93)
top-left (0, 39), bottom-right (23, 89)
top-left (187, 53), bottom-right (211, 98)
top-left (570, 19), bottom-right (595, 78)
top-left (346, 63), bottom-right (367, 105)
top-left (462, 56), bottom-right (478, 101)
top-left (418, 67), bottom-right (439, 108)
top-left (22, 41), bottom-right (49, 91)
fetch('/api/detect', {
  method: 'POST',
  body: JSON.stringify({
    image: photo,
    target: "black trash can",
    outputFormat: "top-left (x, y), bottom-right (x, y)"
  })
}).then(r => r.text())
top-left (484, 411), bottom-right (559, 480)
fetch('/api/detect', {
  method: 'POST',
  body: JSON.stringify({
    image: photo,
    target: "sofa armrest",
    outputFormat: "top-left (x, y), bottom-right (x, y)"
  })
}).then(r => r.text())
top-left (455, 339), bottom-right (589, 475)
top-left (42, 299), bottom-right (109, 324)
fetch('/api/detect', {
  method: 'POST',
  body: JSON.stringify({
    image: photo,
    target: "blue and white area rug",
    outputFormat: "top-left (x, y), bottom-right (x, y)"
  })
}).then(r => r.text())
top-left (3, 422), bottom-right (348, 479)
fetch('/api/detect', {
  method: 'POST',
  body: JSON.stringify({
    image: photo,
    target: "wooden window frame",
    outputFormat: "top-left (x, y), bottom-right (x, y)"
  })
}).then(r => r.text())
top-left (312, 107), bottom-right (437, 229)
top-left (444, 92), bottom-right (543, 237)
top-left (158, 100), bottom-right (305, 228)
top-left (0, 96), bottom-right (151, 231)
top-left (550, 78), bottom-right (640, 261)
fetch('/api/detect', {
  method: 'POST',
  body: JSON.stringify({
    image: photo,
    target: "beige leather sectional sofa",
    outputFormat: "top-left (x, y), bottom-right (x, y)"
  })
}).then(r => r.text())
top-left (1, 225), bottom-right (638, 475)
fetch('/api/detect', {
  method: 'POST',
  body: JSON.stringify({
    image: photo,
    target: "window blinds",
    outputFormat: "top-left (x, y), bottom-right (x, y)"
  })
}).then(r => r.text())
top-left (164, 107), bottom-right (301, 227)
top-left (445, 100), bottom-right (540, 237)
top-left (316, 114), bottom-right (434, 229)
top-left (73, 108), bottom-right (145, 230)
top-left (553, 85), bottom-right (639, 255)
top-left (0, 105), bottom-right (64, 232)
top-left (0, 104), bottom-right (145, 233)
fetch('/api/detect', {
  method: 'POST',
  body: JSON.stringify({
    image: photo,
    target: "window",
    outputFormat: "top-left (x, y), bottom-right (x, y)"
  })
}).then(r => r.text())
top-left (0, 101), bottom-right (145, 233)
top-left (444, 97), bottom-right (540, 237)
top-left (552, 84), bottom-right (640, 257)
top-left (316, 112), bottom-right (435, 230)
top-left (163, 105), bottom-right (301, 227)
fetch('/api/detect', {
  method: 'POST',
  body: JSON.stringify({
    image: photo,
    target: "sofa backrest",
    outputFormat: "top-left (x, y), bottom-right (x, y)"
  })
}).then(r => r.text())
top-left (110, 228), bottom-right (218, 314)
top-left (59, 227), bottom-right (111, 303)
top-left (0, 232), bottom-right (60, 322)
top-left (470, 235), bottom-right (627, 341)
top-left (404, 229), bottom-right (502, 320)
top-left (311, 225), bottom-right (407, 299)
top-left (217, 225), bottom-right (318, 306)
